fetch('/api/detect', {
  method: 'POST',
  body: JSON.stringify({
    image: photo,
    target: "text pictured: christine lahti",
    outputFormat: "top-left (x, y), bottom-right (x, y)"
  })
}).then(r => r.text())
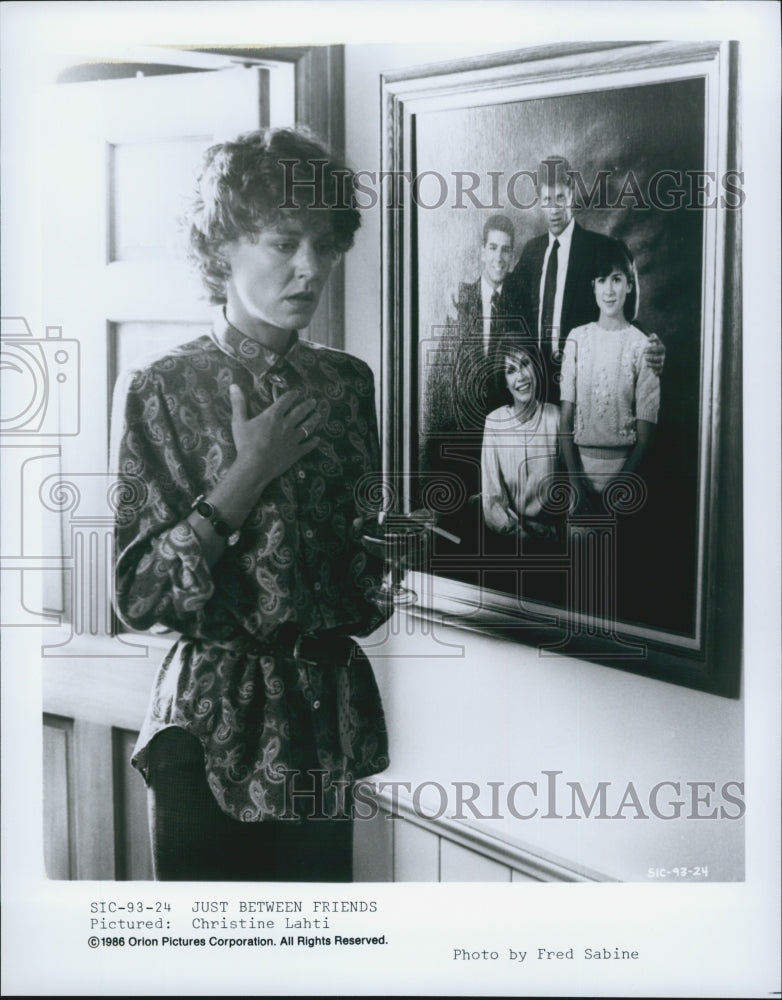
top-left (87, 897), bottom-right (388, 952)
top-left (82, 894), bottom-right (649, 969)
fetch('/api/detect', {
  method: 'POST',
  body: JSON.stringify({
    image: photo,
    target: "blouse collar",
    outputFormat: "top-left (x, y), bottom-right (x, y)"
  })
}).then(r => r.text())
top-left (210, 309), bottom-right (312, 378)
top-left (507, 400), bottom-right (542, 428)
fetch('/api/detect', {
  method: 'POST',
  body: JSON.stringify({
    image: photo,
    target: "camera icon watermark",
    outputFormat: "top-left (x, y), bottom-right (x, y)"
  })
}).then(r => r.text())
top-left (0, 317), bottom-right (80, 436)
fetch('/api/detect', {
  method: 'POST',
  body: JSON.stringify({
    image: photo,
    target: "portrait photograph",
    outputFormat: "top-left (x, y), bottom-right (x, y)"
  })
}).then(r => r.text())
top-left (384, 41), bottom-right (742, 696)
top-left (0, 2), bottom-right (779, 998)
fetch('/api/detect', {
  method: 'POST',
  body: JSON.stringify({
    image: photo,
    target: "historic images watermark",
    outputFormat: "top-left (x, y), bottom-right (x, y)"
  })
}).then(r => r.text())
top-left (280, 768), bottom-right (746, 822)
top-left (0, 316), bottom-right (149, 654)
top-left (279, 160), bottom-right (746, 212)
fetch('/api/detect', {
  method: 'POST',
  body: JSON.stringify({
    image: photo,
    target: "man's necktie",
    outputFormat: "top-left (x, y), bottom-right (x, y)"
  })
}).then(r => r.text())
top-left (540, 238), bottom-right (560, 356)
top-left (489, 289), bottom-right (500, 349)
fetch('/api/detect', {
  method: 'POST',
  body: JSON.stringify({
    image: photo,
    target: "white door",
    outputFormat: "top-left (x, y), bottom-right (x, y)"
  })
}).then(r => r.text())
top-left (36, 64), bottom-right (291, 879)
top-left (42, 65), bottom-right (279, 625)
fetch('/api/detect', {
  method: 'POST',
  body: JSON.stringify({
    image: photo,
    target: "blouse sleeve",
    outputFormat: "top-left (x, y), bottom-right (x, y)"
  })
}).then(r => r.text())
top-left (635, 340), bottom-right (661, 424)
top-left (559, 329), bottom-right (579, 405)
top-left (110, 365), bottom-right (215, 634)
top-left (481, 416), bottom-right (515, 533)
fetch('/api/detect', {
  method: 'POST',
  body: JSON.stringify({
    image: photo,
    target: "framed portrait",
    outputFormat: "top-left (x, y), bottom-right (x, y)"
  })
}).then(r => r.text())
top-left (379, 41), bottom-right (742, 697)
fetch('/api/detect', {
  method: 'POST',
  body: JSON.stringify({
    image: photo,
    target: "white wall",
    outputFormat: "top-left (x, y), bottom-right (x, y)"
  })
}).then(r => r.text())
top-left (343, 42), bottom-right (744, 882)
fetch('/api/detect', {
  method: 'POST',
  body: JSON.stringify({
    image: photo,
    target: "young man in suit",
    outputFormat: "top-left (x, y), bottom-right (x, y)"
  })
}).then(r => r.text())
top-left (450, 213), bottom-right (517, 430)
top-left (501, 156), bottom-right (664, 403)
top-left (421, 214), bottom-right (517, 549)
top-left (456, 213), bottom-right (515, 363)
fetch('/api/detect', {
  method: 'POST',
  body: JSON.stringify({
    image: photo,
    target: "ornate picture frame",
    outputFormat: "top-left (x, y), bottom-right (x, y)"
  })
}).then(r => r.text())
top-left (379, 41), bottom-right (742, 696)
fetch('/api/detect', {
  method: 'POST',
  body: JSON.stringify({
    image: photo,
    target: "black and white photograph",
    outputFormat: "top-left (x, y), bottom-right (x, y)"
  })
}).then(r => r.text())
top-left (385, 42), bottom-right (741, 696)
top-left (1, 2), bottom-right (779, 997)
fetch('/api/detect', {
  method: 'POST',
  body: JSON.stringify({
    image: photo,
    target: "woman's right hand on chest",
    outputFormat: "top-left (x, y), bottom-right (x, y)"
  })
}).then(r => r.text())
top-left (229, 384), bottom-right (322, 488)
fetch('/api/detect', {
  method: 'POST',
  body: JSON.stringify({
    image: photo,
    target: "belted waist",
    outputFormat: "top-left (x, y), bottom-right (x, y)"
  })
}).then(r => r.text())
top-left (274, 621), bottom-right (357, 668)
top-left (195, 622), bottom-right (359, 664)
top-left (275, 622), bottom-right (359, 761)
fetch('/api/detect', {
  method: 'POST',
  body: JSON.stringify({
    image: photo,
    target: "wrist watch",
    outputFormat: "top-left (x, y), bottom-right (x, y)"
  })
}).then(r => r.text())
top-left (191, 494), bottom-right (241, 547)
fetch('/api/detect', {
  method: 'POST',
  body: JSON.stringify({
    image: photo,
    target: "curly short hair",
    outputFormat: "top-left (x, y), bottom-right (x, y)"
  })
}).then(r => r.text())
top-left (185, 127), bottom-right (362, 303)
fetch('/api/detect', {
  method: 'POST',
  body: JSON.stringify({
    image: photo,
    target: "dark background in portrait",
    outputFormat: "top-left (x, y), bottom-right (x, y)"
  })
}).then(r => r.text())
top-left (415, 77), bottom-right (705, 635)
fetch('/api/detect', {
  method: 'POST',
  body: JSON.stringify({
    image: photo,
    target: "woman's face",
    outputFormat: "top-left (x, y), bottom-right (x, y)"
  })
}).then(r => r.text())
top-left (593, 268), bottom-right (632, 320)
top-left (504, 351), bottom-right (537, 409)
top-left (223, 212), bottom-right (340, 339)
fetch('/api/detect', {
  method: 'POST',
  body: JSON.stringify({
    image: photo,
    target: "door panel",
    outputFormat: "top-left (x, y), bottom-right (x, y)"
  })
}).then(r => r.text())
top-left (40, 66), bottom-right (276, 879)
top-left (44, 66), bottom-right (272, 459)
top-left (112, 728), bottom-right (154, 880)
top-left (42, 67), bottom-right (272, 617)
top-left (43, 713), bottom-right (154, 880)
top-left (109, 135), bottom-right (212, 262)
top-left (43, 716), bottom-right (73, 879)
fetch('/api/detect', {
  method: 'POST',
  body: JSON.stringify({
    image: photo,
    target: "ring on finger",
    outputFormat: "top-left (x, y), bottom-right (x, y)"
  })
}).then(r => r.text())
top-left (300, 425), bottom-right (309, 442)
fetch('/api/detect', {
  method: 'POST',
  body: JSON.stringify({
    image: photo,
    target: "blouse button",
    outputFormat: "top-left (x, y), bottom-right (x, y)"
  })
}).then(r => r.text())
top-left (297, 470), bottom-right (306, 480)
top-left (313, 582), bottom-right (322, 591)
top-left (313, 700), bottom-right (321, 710)
top-left (305, 529), bottom-right (314, 539)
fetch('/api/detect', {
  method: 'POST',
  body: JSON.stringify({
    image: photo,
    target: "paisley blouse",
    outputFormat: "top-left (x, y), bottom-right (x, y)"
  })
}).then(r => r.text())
top-left (110, 313), bottom-right (390, 821)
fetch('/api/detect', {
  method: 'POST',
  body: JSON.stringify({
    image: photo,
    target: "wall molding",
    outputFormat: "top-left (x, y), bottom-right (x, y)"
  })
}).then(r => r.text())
top-left (370, 785), bottom-right (612, 883)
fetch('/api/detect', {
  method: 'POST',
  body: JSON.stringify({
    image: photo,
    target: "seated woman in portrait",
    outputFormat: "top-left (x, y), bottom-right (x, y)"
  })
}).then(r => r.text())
top-left (480, 335), bottom-right (561, 549)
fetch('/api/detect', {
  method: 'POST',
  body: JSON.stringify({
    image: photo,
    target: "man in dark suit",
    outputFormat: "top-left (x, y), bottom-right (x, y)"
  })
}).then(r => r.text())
top-left (423, 214), bottom-right (517, 449)
top-left (501, 156), bottom-right (664, 403)
top-left (451, 213), bottom-right (517, 428)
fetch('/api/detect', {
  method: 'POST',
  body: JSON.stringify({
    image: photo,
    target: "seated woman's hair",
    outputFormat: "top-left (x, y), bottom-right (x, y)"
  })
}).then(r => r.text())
top-left (592, 239), bottom-right (640, 321)
top-left (186, 127), bottom-right (362, 303)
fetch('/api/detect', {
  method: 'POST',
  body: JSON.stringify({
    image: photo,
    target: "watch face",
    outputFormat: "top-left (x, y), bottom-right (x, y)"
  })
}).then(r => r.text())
top-left (193, 496), bottom-right (237, 544)
top-left (195, 499), bottom-right (213, 519)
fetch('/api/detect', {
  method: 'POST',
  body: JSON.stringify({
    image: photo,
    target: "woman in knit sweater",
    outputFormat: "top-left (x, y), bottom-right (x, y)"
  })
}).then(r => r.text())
top-left (559, 242), bottom-right (660, 513)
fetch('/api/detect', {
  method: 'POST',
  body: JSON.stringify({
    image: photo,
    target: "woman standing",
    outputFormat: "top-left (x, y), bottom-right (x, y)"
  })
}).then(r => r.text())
top-left (559, 241), bottom-right (660, 509)
top-left (111, 128), bottom-right (389, 881)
